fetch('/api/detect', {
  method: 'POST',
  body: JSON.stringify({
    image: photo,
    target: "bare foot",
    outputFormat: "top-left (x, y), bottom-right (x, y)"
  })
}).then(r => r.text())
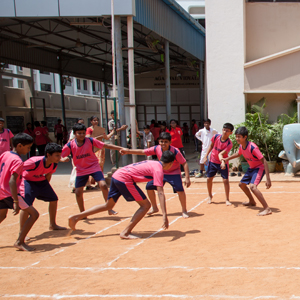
top-left (226, 200), bottom-right (232, 206)
top-left (14, 241), bottom-right (35, 251)
top-left (120, 233), bottom-right (140, 239)
top-left (182, 211), bottom-right (189, 218)
top-left (68, 216), bottom-right (79, 231)
top-left (147, 207), bottom-right (159, 216)
top-left (257, 208), bottom-right (272, 216)
top-left (242, 201), bottom-right (256, 206)
top-left (207, 196), bottom-right (213, 204)
top-left (49, 224), bottom-right (67, 230)
top-left (108, 210), bottom-right (118, 215)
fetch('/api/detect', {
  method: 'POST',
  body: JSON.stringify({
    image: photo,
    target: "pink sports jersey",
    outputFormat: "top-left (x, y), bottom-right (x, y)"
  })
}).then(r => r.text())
top-left (0, 129), bottom-right (14, 155)
top-left (210, 134), bottom-right (232, 164)
top-left (113, 160), bottom-right (164, 187)
top-left (238, 141), bottom-right (264, 169)
top-left (144, 145), bottom-right (185, 175)
top-left (0, 151), bottom-right (23, 200)
top-left (61, 137), bottom-right (104, 176)
top-left (22, 156), bottom-right (58, 182)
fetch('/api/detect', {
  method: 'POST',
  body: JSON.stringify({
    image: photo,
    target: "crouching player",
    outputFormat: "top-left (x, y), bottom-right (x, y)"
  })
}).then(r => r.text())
top-left (120, 132), bottom-right (190, 218)
top-left (0, 133), bottom-right (39, 251)
top-left (19, 143), bottom-right (68, 234)
top-left (61, 123), bottom-right (125, 214)
top-left (220, 126), bottom-right (272, 216)
top-left (68, 150), bottom-right (175, 239)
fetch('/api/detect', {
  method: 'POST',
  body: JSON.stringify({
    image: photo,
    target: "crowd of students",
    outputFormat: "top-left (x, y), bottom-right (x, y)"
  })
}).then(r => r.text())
top-left (0, 115), bottom-right (273, 252)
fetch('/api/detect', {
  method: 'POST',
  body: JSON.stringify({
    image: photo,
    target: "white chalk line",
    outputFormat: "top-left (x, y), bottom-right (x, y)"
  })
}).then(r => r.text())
top-left (3, 265), bottom-right (300, 272)
top-left (26, 194), bottom-right (180, 268)
top-left (1, 294), bottom-right (300, 299)
top-left (106, 195), bottom-right (207, 267)
top-left (1, 195), bottom-right (100, 229)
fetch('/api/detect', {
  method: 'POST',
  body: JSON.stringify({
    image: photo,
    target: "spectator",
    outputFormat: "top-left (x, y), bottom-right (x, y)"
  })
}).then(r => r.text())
top-left (24, 122), bottom-right (36, 157)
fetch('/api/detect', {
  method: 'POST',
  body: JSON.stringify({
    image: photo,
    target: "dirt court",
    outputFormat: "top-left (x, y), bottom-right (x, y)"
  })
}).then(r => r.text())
top-left (1, 175), bottom-right (300, 300)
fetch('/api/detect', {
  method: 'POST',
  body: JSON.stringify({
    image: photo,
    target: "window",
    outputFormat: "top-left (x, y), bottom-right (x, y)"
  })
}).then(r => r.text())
top-left (41, 83), bottom-right (51, 92)
top-left (83, 80), bottom-right (87, 90)
top-left (40, 71), bottom-right (50, 75)
top-left (18, 80), bottom-right (24, 89)
top-left (92, 81), bottom-right (96, 92)
top-left (77, 79), bottom-right (81, 90)
top-left (18, 66), bottom-right (23, 71)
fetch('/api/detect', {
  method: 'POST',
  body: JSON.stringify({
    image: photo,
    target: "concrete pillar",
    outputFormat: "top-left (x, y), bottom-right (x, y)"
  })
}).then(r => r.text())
top-left (0, 75), bottom-right (6, 120)
top-left (88, 80), bottom-right (93, 95)
top-left (12, 65), bottom-right (18, 88)
top-left (296, 94), bottom-right (300, 123)
top-left (54, 74), bottom-right (61, 94)
top-left (73, 77), bottom-right (78, 95)
top-left (199, 61), bottom-right (204, 126)
top-left (127, 16), bottom-right (137, 163)
top-left (35, 70), bottom-right (41, 91)
top-left (115, 16), bottom-right (127, 167)
top-left (165, 40), bottom-right (171, 125)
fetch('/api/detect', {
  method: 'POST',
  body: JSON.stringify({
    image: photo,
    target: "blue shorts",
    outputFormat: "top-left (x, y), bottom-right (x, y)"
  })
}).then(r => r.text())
top-left (22, 180), bottom-right (58, 206)
top-left (75, 171), bottom-right (105, 188)
top-left (241, 167), bottom-right (265, 186)
top-left (146, 174), bottom-right (184, 193)
top-left (206, 161), bottom-right (229, 179)
top-left (107, 178), bottom-right (147, 202)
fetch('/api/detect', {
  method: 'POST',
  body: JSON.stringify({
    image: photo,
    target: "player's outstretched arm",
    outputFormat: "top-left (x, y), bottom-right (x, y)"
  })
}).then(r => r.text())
top-left (157, 186), bottom-right (169, 230)
top-left (120, 148), bottom-right (146, 156)
top-left (9, 173), bottom-right (20, 215)
top-left (60, 157), bottom-right (70, 163)
top-left (104, 144), bottom-right (124, 151)
top-left (182, 162), bottom-right (191, 188)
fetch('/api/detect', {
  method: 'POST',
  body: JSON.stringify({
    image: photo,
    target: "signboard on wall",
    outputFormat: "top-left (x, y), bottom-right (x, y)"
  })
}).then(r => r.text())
top-left (46, 117), bottom-right (57, 133)
top-left (6, 116), bottom-right (24, 134)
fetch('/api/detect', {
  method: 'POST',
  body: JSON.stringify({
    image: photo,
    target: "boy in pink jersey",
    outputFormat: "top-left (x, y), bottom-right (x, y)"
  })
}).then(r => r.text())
top-left (68, 151), bottom-right (175, 239)
top-left (220, 126), bottom-right (272, 216)
top-left (0, 117), bottom-right (14, 155)
top-left (203, 123), bottom-right (234, 206)
top-left (19, 143), bottom-right (68, 235)
top-left (0, 133), bottom-right (39, 251)
top-left (61, 123), bottom-right (124, 214)
top-left (120, 132), bottom-right (191, 218)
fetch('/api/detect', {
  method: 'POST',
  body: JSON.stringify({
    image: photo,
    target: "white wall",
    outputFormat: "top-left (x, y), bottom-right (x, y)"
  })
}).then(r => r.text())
top-left (206, 0), bottom-right (246, 132)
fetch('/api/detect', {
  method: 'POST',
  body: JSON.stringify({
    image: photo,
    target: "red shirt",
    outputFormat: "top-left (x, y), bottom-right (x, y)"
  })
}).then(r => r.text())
top-left (166, 128), bottom-right (183, 149)
top-left (34, 127), bottom-right (47, 146)
top-left (192, 124), bottom-right (198, 135)
top-left (24, 129), bottom-right (34, 138)
top-left (54, 124), bottom-right (63, 134)
top-left (86, 127), bottom-right (93, 136)
top-left (151, 127), bottom-right (161, 141)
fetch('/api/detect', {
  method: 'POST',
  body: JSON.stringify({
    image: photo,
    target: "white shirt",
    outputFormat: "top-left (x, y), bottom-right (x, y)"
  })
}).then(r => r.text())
top-left (195, 127), bottom-right (218, 151)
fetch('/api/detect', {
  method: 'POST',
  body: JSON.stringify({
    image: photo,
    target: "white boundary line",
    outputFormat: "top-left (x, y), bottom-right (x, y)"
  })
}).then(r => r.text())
top-left (3, 266), bottom-right (300, 272)
top-left (106, 196), bottom-right (207, 266)
top-left (2, 294), bottom-right (300, 299)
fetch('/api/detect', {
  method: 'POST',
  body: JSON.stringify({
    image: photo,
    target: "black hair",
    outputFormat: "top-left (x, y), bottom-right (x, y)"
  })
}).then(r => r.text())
top-left (110, 110), bottom-right (115, 115)
top-left (160, 150), bottom-right (175, 164)
top-left (169, 119), bottom-right (178, 131)
top-left (161, 121), bottom-right (166, 126)
top-left (90, 115), bottom-right (99, 121)
top-left (26, 122), bottom-right (32, 127)
top-left (151, 119), bottom-right (155, 124)
top-left (154, 123), bottom-right (159, 127)
top-left (76, 118), bottom-right (83, 123)
top-left (143, 125), bottom-right (150, 130)
top-left (192, 119), bottom-right (196, 123)
top-left (73, 123), bottom-right (86, 133)
top-left (235, 126), bottom-right (248, 138)
top-left (12, 133), bottom-right (33, 147)
top-left (0, 117), bottom-right (4, 122)
top-left (223, 123), bottom-right (234, 132)
top-left (45, 143), bottom-right (62, 156)
top-left (158, 132), bottom-right (171, 141)
top-left (41, 121), bottom-right (47, 126)
top-left (204, 119), bottom-right (211, 125)
top-left (34, 121), bottom-right (40, 127)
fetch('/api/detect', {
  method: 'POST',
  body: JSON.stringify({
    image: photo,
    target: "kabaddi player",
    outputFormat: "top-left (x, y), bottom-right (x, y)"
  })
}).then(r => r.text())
top-left (68, 150), bottom-right (175, 239)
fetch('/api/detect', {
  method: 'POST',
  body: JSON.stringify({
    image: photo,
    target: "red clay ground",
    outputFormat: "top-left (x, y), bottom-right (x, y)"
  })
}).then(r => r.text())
top-left (0, 175), bottom-right (300, 299)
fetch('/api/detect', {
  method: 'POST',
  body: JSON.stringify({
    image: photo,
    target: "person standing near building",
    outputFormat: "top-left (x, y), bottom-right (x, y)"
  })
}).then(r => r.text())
top-left (34, 121), bottom-right (47, 156)
top-left (24, 122), bottom-right (36, 158)
top-left (0, 117), bottom-right (14, 156)
top-left (191, 119), bottom-right (199, 152)
top-left (54, 119), bottom-right (64, 146)
top-left (195, 119), bottom-right (218, 178)
top-left (108, 110), bottom-right (128, 168)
